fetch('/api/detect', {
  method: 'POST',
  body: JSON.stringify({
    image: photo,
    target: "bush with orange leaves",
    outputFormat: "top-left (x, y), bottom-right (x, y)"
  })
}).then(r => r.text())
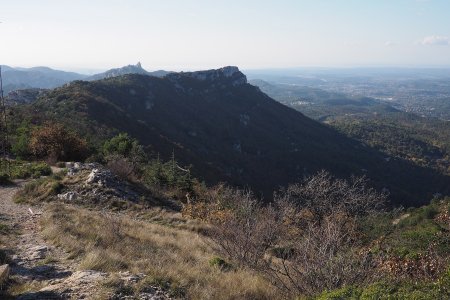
top-left (29, 122), bottom-right (89, 162)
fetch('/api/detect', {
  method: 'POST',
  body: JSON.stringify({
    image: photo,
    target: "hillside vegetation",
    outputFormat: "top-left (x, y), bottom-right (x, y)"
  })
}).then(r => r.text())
top-left (8, 68), bottom-right (450, 206)
top-left (5, 156), bottom-right (449, 299)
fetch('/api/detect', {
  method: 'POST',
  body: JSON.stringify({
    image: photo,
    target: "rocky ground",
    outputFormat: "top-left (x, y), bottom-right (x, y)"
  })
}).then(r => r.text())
top-left (0, 176), bottom-right (171, 299)
top-left (58, 163), bottom-right (144, 206)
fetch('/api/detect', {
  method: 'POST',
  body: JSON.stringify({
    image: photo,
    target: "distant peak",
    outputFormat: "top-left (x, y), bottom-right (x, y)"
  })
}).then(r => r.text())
top-left (136, 62), bottom-right (142, 69)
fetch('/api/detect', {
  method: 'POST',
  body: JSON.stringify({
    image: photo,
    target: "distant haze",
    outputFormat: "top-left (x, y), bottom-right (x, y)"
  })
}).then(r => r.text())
top-left (1, 0), bottom-right (450, 71)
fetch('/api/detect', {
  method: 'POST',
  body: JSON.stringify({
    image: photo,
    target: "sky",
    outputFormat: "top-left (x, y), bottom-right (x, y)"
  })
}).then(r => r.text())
top-left (0, 0), bottom-right (450, 73)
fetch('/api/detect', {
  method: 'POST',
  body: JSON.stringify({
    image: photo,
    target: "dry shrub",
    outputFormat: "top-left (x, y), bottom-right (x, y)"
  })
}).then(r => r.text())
top-left (275, 170), bottom-right (387, 222)
top-left (106, 156), bottom-right (135, 181)
top-left (29, 122), bottom-right (88, 161)
top-left (209, 194), bottom-right (279, 268)
top-left (202, 171), bottom-right (386, 298)
top-left (262, 214), bottom-right (375, 296)
top-left (378, 247), bottom-right (447, 280)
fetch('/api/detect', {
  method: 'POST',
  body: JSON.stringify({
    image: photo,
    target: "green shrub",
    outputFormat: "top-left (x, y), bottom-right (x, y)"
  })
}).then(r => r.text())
top-left (103, 133), bottom-right (139, 158)
top-left (316, 286), bottom-right (361, 300)
top-left (358, 282), bottom-right (397, 299)
top-left (209, 257), bottom-right (232, 271)
top-left (11, 122), bottom-right (32, 159)
top-left (7, 161), bottom-right (52, 179)
top-left (316, 275), bottom-right (450, 300)
top-left (144, 156), bottom-right (192, 191)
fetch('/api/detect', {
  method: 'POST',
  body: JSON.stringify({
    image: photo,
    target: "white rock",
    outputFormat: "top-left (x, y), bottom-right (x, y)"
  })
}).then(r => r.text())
top-left (58, 191), bottom-right (78, 201)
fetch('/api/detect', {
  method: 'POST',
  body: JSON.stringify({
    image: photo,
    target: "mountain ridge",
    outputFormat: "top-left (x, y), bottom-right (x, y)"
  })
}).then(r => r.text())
top-left (0, 63), bottom-right (172, 94)
top-left (13, 67), bottom-right (450, 205)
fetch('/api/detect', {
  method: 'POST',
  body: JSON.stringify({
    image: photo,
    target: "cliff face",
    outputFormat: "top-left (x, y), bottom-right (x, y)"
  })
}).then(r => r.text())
top-left (167, 66), bottom-right (247, 86)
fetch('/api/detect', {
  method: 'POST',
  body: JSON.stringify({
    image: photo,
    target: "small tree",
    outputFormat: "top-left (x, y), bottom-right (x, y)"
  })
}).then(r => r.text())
top-left (11, 124), bottom-right (31, 159)
top-left (143, 153), bottom-right (193, 191)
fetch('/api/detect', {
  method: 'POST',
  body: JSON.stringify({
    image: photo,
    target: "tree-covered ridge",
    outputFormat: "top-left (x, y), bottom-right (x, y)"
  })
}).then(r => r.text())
top-left (331, 113), bottom-right (450, 175)
top-left (6, 71), bottom-right (450, 206)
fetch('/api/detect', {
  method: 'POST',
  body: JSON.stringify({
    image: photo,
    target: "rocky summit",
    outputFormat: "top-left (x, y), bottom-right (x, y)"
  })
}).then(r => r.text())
top-left (167, 66), bottom-right (247, 87)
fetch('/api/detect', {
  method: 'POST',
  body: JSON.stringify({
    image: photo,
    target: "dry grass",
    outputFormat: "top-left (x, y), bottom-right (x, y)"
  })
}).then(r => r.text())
top-left (5, 277), bottom-right (46, 297)
top-left (13, 177), bottom-right (63, 204)
top-left (41, 203), bottom-right (276, 299)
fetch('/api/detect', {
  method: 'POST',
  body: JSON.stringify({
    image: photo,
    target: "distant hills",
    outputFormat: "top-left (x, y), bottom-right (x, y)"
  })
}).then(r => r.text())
top-left (0, 65), bottom-right (86, 93)
top-left (0, 63), bottom-right (171, 94)
top-left (14, 66), bottom-right (450, 206)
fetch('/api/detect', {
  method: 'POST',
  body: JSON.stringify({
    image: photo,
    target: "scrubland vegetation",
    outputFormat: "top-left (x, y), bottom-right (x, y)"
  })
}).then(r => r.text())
top-left (2, 121), bottom-right (450, 298)
top-left (40, 203), bottom-right (275, 299)
top-left (11, 150), bottom-right (450, 298)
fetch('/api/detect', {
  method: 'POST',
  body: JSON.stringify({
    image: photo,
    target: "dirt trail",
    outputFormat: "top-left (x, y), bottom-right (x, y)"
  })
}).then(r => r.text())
top-left (1, 180), bottom-right (171, 300)
top-left (0, 182), bottom-right (103, 299)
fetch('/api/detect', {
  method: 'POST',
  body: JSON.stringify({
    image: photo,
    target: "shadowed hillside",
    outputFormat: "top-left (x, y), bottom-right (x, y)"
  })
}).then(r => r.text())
top-left (14, 67), bottom-right (450, 206)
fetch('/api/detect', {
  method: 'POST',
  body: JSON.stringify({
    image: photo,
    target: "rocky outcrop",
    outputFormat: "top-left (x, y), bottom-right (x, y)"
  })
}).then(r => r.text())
top-left (167, 66), bottom-right (247, 87)
top-left (58, 163), bottom-right (141, 206)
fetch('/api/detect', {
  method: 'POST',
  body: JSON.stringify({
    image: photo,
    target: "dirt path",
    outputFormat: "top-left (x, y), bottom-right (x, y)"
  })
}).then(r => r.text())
top-left (0, 182), bottom-right (105, 299)
top-left (1, 180), bottom-right (172, 300)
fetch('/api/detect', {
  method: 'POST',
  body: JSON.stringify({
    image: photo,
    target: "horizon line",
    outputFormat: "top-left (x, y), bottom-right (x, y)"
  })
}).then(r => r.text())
top-left (2, 63), bottom-right (450, 75)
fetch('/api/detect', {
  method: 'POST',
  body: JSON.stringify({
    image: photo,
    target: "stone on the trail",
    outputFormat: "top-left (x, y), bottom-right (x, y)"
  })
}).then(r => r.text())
top-left (40, 270), bottom-right (107, 294)
top-left (119, 271), bottom-right (146, 283)
top-left (68, 270), bottom-right (107, 283)
top-left (0, 264), bottom-right (10, 286)
top-left (28, 245), bottom-right (48, 260)
top-left (57, 191), bottom-right (78, 201)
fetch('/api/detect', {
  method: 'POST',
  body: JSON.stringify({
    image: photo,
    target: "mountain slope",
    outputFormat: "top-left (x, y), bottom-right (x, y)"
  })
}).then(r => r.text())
top-left (22, 67), bottom-right (450, 205)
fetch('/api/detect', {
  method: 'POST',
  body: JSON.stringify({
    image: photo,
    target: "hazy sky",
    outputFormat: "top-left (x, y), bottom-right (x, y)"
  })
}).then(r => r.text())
top-left (1, 0), bottom-right (449, 72)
